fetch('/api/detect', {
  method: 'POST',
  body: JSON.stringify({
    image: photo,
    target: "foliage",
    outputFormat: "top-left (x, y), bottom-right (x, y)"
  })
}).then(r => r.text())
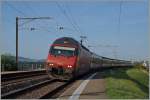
top-left (101, 67), bottom-right (149, 99)
top-left (1, 53), bottom-right (17, 71)
top-left (134, 63), bottom-right (149, 71)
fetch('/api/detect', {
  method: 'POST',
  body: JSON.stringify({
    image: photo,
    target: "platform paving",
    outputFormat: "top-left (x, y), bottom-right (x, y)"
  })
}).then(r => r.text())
top-left (58, 71), bottom-right (107, 99)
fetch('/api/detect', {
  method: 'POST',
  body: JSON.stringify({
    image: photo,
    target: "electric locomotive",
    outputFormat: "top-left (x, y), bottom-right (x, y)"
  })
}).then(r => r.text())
top-left (46, 37), bottom-right (91, 80)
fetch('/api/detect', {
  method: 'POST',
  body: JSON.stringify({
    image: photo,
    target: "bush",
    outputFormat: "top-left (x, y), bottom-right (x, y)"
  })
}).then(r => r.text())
top-left (1, 54), bottom-right (17, 71)
top-left (134, 63), bottom-right (149, 72)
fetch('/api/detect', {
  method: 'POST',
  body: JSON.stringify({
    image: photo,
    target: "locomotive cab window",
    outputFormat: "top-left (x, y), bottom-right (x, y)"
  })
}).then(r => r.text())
top-left (50, 46), bottom-right (78, 56)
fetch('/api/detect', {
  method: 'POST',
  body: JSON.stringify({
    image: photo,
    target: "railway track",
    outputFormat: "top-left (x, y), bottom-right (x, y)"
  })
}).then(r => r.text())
top-left (2, 79), bottom-right (70, 99)
top-left (1, 70), bottom-right (48, 96)
top-left (2, 74), bottom-right (48, 86)
top-left (1, 70), bottom-right (46, 82)
top-left (1, 70), bottom-right (72, 99)
top-left (1, 74), bottom-right (50, 94)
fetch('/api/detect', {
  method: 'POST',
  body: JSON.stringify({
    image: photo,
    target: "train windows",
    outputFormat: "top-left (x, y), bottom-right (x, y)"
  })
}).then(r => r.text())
top-left (54, 46), bottom-right (75, 51)
top-left (50, 46), bottom-right (78, 57)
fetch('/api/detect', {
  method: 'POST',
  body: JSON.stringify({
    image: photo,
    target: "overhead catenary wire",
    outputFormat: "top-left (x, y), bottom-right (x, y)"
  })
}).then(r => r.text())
top-left (6, 2), bottom-right (88, 45)
top-left (55, 2), bottom-right (88, 45)
top-left (19, 19), bottom-right (36, 27)
top-left (5, 2), bottom-right (40, 27)
top-left (24, 1), bottom-right (72, 34)
top-left (24, 2), bottom-right (39, 17)
top-left (5, 2), bottom-right (28, 17)
top-left (64, 3), bottom-right (84, 35)
top-left (63, 3), bottom-right (88, 45)
top-left (21, 4), bottom-right (62, 33)
top-left (13, 1), bottom-right (79, 36)
top-left (55, 2), bottom-right (82, 35)
top-left (6, 2), bottom-right (84, 40)
top-left (26, 4), bottom-right (62, 34)
top-left (118, 0), bottom-right (123, 35)
top-left (24, 1), bottom-right (62, 33)
top-left (88, 44), bottom-right (119, 59)
top-left (5, 2), bottom-right (53, 29)
top-left (4, 2), bottom-right (27, 25)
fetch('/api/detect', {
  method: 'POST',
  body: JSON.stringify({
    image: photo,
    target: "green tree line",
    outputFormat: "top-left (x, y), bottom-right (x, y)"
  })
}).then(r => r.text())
top-left (1, 54), bottom-right (17, 71)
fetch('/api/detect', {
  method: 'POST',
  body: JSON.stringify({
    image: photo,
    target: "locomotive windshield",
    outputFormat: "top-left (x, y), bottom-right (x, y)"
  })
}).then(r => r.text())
top-left (50, 46), bottom-right (78, 56)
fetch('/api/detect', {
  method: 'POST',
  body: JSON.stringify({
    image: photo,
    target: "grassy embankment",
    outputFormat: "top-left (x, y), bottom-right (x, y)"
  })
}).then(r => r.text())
top-left (101, 66), bottom-right (149, 99)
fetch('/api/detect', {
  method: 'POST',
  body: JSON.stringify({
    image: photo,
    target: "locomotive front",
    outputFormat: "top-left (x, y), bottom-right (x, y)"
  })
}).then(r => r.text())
top-left (46, 37), bottom-right (79, 80)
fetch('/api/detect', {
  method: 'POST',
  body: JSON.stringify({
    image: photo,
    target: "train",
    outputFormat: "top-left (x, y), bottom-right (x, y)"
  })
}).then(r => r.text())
top-left (45, 37), bottom-right (132, 80)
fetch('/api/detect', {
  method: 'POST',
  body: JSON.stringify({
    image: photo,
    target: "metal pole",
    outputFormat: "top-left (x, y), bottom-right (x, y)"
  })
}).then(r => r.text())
top-left (15, 17), bottom-right (51, 70)
top-left (80, 39), bottom-right (83, 45)
top-left (16, 17), bottom-right (18, 70)
top-left (80, 36), bottom-right (87, 45)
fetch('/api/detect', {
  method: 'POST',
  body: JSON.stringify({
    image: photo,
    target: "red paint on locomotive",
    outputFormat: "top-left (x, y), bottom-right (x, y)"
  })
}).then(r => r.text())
top-left (46, 37), bottom-right (86, 80)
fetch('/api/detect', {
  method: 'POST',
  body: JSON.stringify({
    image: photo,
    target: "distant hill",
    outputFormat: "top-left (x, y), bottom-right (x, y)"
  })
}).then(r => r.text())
top-left (18, 57), bottom-right (36, 62)
top-left (36, 59), bottom-right (46, 62)
top-left (1, 54), bottom-right (46, 62)
top-left (18, 57), bottom-right (46, 62)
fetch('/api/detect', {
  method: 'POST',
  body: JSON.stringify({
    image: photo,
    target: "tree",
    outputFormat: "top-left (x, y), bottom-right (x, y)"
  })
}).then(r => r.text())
top-left (1, 53), bottom-right (17, 71)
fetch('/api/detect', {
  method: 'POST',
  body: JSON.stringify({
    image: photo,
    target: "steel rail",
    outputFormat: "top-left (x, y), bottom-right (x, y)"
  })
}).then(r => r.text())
top-left (1, 79), bottom-right (56, 99)
top-left (1, 70), bottom-right (46, 82)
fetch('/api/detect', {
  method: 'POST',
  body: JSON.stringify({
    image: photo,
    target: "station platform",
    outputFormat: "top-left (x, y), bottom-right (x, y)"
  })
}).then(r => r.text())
top-left (58, 71), bottom-right (107, 99)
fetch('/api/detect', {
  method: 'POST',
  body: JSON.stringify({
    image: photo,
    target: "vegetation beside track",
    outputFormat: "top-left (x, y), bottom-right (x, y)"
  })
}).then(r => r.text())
top-left (1, 54), bottom-right (17, 71)
top-left (101, 66), bottom-right (149, 99)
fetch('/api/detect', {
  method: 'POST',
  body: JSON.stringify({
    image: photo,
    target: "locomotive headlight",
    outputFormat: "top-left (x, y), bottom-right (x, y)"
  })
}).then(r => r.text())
top-left (49, 63), bottom-right (54, 66)
top-left (67, 65), bottom-right (72, 68)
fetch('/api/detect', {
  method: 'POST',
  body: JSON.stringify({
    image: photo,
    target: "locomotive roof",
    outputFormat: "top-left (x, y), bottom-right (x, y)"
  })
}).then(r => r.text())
top-left (53, 37), bottom-right (79, 45)
top-left (53, 37), bottom-right (90, 51)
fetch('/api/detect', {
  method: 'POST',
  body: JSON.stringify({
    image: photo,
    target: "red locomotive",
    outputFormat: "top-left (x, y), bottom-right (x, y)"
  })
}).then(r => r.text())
top-left (46, 37), bottom-right (91, 80)
top-left (46, 37), bottom-right (132, 80)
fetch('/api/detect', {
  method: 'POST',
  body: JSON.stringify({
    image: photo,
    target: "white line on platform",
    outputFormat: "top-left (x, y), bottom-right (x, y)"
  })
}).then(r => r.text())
top-left (69, 73), bottom-right (97, 100)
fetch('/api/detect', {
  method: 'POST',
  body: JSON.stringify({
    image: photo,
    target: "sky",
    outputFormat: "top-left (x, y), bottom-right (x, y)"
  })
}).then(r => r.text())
top-left (1, 0), bottom-right (149, 61)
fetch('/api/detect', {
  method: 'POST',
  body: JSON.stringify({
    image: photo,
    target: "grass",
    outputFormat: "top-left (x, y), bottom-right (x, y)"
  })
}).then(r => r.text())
top-left (101, 67), bottom-right (149, 99)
